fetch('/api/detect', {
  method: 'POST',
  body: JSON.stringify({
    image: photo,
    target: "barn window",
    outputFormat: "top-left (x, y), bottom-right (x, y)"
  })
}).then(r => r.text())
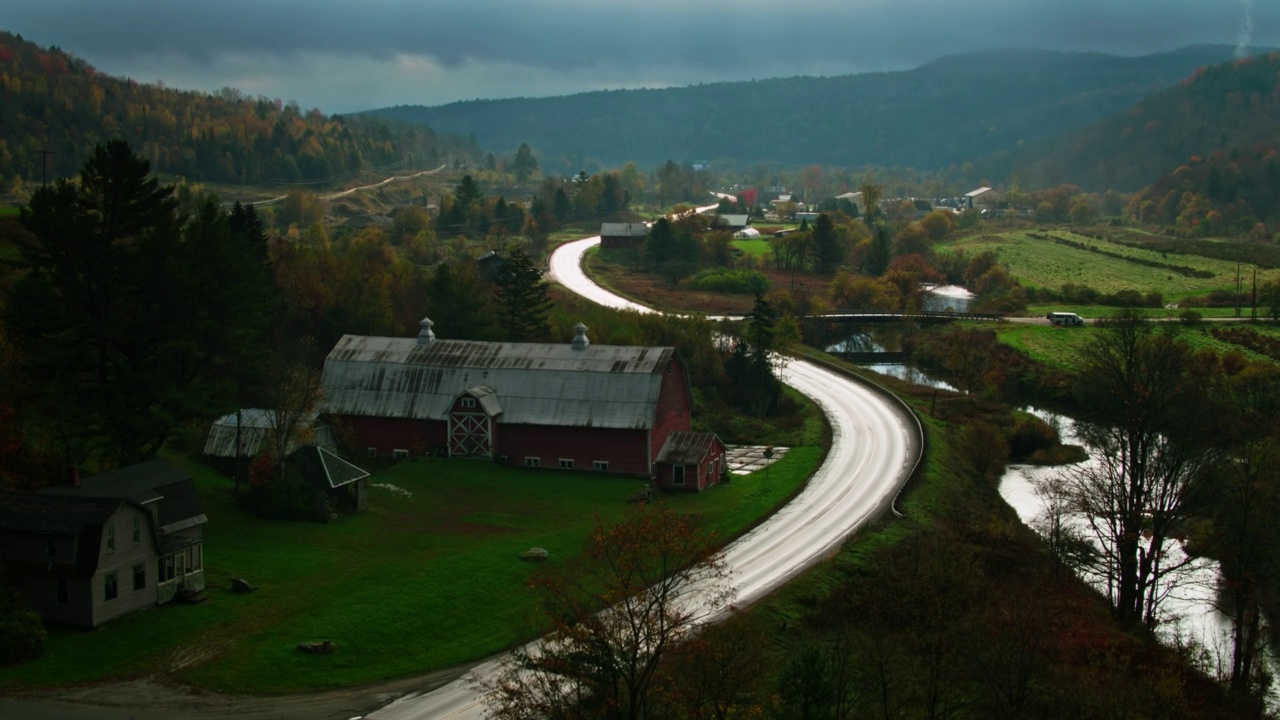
top-left (524, 457), bottom-right (541, 468)
top-left (559, 459), bottom-right (574, 469)
top-left (673, 466), bottom-right (686, 486)
top-left (104, 572), bottom-right (118, 602)
top-left (593, 460), bottom-right (609, 472)
top-left (133, 563), bottom-right (146, 591)
top-left (367, 447), bottom-right (378, 458)
top-left (461, 397), bottom-right (476, 408)
top-left (394, 449), bottom-right (409, 459)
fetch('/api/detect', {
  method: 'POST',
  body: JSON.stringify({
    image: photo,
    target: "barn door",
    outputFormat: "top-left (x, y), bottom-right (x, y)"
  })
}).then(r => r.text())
top-left (449, 411), bottom-right (492, 457)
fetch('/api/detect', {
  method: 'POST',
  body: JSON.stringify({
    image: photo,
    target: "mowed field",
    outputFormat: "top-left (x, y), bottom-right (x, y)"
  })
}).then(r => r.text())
top-left (994, 320), bottom-right (1280, 371)
top-left (0, 448), bottom-right (821, 694)
top-left (942, 230), bottom-right (1280, 301)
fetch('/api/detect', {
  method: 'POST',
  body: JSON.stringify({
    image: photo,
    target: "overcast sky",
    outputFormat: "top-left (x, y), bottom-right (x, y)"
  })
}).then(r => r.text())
top-left (7, 0), bottom-right (1279, 113)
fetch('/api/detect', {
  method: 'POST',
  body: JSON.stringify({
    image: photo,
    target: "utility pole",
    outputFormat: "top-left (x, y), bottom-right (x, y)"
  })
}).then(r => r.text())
top-left (35, 149), bottom-right (53, 188)
top-left (1252, 266), bottom-right (1258, 322)
top-left (1236, 263), bottom-right (1242, 318)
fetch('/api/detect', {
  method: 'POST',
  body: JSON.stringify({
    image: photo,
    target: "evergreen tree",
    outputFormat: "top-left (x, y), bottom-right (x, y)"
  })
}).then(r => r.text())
top-left (4, 141), bottom-right (273, 467)
top-left (511, 142), bottom-right (539, 183)
top-left (493, 248), bottom-right (552, 342)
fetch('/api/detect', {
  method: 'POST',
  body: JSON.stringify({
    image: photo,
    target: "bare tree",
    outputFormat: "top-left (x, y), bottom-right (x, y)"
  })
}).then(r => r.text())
top-left (1067, 311), bottom-right (1215, 629)
top-left (483, 506), bottom-right (733, 720)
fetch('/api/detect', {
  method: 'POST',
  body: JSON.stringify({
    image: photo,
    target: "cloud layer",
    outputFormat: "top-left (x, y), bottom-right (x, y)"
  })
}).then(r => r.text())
top-left (8, 0), bottom-right (1279, 112)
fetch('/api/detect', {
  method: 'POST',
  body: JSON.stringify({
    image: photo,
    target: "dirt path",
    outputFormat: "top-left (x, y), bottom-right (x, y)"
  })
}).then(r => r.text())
top-left (0, 664), bottom-right (473, 719)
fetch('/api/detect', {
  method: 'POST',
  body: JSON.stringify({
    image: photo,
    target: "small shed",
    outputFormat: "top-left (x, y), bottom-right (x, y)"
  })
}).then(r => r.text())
top-left (288, 446), bottom-right (371, 520)
top-left (203, 410), bottom-right (334, 475)
top-left (477, 250), bottom-right (507, 281)
top-left (600, 222), bottom-right (648, 249)
top-left (654, 431), bottom-right (727, 492)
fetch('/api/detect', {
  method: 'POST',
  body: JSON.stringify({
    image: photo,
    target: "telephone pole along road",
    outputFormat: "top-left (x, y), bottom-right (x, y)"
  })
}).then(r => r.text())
top-left (368, 232), bottom-right (921, 720)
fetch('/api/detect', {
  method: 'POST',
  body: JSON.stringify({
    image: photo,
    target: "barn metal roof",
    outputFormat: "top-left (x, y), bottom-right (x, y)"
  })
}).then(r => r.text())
top-left (600, 222), bottom-right (648, 237)
top-left (655, 431), bottom-right (723, 465)
top-left (321, 335), bottom-right (678, 430)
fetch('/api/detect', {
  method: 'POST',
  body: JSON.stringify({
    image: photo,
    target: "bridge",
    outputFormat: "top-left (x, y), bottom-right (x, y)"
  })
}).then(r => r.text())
top-left (802, 310), bottom-right (1002, 324)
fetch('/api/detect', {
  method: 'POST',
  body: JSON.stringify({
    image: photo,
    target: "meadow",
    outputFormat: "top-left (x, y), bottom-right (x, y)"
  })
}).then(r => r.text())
top-left (943, 229), bottom-right (1280, 302)
top-left (0, 448), bottom-right (821, 694)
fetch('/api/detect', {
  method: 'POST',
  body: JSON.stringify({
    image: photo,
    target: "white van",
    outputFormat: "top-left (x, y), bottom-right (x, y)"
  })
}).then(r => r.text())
top-left (1047, 312), bottom-right (1084, 326)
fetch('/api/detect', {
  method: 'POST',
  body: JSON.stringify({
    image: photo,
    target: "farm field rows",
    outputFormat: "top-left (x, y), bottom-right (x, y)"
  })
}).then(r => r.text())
top-left (944, 229), bottom-right (1280, 301)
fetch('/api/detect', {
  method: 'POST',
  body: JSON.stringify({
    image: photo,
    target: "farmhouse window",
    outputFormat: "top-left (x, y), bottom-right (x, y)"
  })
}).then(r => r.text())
top-left (187, 545), bottom-right (202, 571)
top-left (673, 466), bottom-right (686, 486)
top-left (593, 460), bottom-right (608, 472)
top-left (106, 523), bottom-right (115, 553)
top-left (46, 539), bottom-right (55, 558)
top-left (104, 572), bottom-right (118, 601)
top-left (133, 563), bottom-right (146, 591)
top-left (559, 459), bottom-right (574, 469)
top-left (524, 456), bottom-right (541, 468)
top-left (56, 578), bottom-right (68, 605)
top-left (132, 517), bottom-right (141, 544)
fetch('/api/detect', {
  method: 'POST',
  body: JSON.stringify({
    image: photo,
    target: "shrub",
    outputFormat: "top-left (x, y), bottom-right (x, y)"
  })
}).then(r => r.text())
top-left (682, 268), bottom-right (770, 295)
top-left (0, 588), bottom-right (46, 665)
top-left (1178, 309), bottom-right (1203, 325)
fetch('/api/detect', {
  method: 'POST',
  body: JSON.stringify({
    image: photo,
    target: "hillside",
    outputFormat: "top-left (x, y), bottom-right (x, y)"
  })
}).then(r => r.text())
top-left (0, 31), bottom-right (480, 188)
top-left (994, 51), bottom-right (1280, 192)
top-left (368, 46), bottom-right (1245, 173)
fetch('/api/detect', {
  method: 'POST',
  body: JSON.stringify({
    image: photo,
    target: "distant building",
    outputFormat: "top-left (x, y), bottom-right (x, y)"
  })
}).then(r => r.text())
top-left (965, 187), bottom-right (1004, 211)
top-left (600, 222), bottom-right (648, 249)
top-left (203, 409), bottom-right (335, 475)
top-left (0, 460), bottom-right (207, 628)
top-left (835, 191), bottom-right (865, 214)
top-left (476, 250), bottom-right (507, 281)
top-left (733, 228), bottom-right (762, 240)
top-left (319, 319), bottom-right (724, 488)
top-left (716, 214), bottom-right (750, 230)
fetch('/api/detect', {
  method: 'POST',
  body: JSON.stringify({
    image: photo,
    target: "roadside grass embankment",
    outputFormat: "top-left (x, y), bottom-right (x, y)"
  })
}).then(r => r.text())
top-left (1, 437), bottom-right (823, 694)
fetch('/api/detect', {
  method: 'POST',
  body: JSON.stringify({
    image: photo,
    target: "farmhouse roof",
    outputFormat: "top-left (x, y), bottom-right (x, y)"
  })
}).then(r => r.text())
top-left (203, 409), bottom-right (333, 458)
top-left (655, 431), bottom-right (722, 465)
top-left (600, 222), bottom-right (648, 237)
top-left (0, 491), bottom-right (124, 537)
top-left (43, 459), bottom-right (206, 534)
top-left (321, 334), bottom-right (680, 430)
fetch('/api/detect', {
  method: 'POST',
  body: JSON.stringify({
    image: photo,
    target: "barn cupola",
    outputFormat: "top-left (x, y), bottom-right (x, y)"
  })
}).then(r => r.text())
top-left (417, 316), bottom-right (435, 345)
top-left (571, 322), bottom-right (590, 350)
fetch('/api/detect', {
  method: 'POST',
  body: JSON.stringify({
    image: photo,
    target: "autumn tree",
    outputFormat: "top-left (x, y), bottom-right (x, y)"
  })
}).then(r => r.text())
top-left (493, 247), bottom-right (552, 342)
top-left (858, 182), bottom-right (883, 228)
top-left (483, 507), bottom-right (732, 720)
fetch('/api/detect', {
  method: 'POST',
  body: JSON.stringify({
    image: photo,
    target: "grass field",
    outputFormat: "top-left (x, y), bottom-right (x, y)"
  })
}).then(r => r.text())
top-left (732, 239), bottom-right (771, 257)
top-left (0, 206), bottom-right (18, 217)
top-left (943, 229), bottom-right (1280, 302)
top-left (1, 446), bottom-right (821, 694)
top-left (993, 319), bottom-right (1280, 370)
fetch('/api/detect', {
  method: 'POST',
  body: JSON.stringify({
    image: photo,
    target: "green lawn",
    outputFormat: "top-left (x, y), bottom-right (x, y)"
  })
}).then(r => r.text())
top-left (732, 239), bottom-right (771, 257)
top-left (994, 319), bottom-right (1280, 371)
top-left (2, 448), bottom-right (821, 694)
top-left (0, 206), bottom-right (18, 217)
top-left (943, 229), bottom-right (1280, 302)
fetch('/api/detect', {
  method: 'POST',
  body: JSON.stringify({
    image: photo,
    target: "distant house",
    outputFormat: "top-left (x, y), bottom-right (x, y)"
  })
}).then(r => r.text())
top-left (654, 431), bottom-right (727, 492)
top-left (600, 222), bottom-right (648, 249)
top-left (965, 187), bottom-right (1004, 211)
top-left (320, 319), bottom-right (695, 478)
top-left (476, 250), bottom-right (507, 281)
top-left (203, 409), bottom-right (335, 475)
top-left (0, 459), bottom-right (207, 628)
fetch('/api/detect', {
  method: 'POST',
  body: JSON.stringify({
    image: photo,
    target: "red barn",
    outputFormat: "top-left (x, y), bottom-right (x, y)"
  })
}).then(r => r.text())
top-left (320, 319), bottom-right (697, 479)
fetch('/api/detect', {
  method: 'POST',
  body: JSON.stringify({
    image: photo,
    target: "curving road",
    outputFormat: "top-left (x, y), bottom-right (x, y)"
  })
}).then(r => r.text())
top-left (368, 235), bottom-right (920, 720)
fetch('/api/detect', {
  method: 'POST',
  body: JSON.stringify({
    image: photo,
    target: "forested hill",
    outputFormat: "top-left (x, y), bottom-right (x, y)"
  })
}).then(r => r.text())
top-left (368, 45), bottom-right (1245, 173)
top-left (990, 51), bottom-right (1280, 193)
top-left (0, 31), bottom-right (480, 188)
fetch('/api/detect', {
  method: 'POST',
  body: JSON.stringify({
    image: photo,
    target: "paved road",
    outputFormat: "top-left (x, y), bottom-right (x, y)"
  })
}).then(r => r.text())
top-left (367, 235), bottom-right (920, 720)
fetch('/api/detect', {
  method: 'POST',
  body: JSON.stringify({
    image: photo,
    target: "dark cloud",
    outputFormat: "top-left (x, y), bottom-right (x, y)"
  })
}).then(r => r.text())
top-left (7, 0), bottom-right (1279, 110)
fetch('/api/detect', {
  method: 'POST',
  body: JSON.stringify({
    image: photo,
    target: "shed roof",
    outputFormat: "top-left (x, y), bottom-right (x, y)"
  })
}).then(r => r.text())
top-left (321, 335), bottom-right (679, 430)
top-left (655, 431), bottom-right (723, 465)
top-left (965, 187), bottom-right (994, 197)
top-left (289, 446), bottom-right (370, 489)
top-left (600, 222), bottom-right (648, 237)
top-left (203, 409), bottom-right (331, 458)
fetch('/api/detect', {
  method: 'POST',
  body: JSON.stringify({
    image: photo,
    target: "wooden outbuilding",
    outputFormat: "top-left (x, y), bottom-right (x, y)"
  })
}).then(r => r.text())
top-left (600, 222), bottom-right (648, 249)
top-left (653, 431), bottom-right (727, 492)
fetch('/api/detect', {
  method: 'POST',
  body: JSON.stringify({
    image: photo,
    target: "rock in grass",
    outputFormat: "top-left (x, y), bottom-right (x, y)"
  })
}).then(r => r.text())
top-left (519, 547), bottom-right (549, 562)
